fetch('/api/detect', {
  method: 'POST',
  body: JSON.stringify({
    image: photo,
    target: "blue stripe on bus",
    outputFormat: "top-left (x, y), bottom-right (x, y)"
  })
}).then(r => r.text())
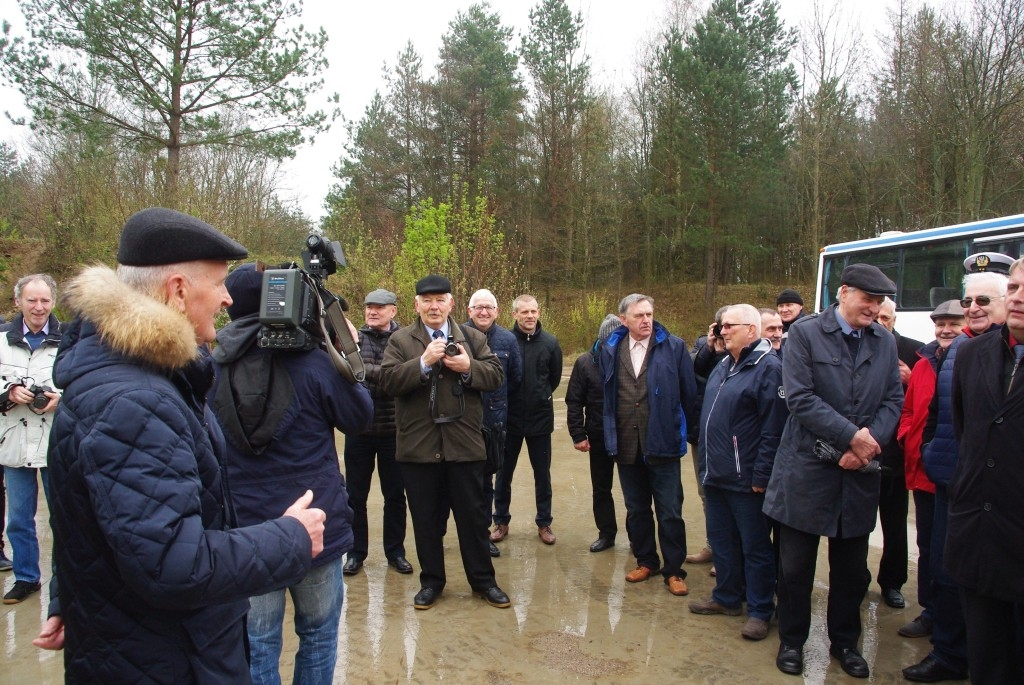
top-left (821, 214), bottom-right (1024, 254)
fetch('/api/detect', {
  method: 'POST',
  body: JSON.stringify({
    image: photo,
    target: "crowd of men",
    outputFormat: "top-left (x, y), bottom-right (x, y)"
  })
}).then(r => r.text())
top-left (0, 207), bottom-right (1021, 684)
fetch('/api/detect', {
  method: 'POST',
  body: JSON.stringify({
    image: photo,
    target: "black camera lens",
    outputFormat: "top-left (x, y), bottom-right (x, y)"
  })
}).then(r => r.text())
top-left (713, 324), bottom-right (722, 338)
top-left (444, 341), bottom-right (460, 356)
top-left (31, 391), bottom-right (49, 410)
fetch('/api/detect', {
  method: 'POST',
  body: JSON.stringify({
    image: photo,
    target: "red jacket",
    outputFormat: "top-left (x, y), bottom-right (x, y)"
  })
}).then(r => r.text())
top-left (898, 346), bottom-right (939, 494)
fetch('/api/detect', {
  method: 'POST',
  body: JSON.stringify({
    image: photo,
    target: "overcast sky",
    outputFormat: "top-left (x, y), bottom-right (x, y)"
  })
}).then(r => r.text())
top-left (0, 0), bottom-right (937, 221)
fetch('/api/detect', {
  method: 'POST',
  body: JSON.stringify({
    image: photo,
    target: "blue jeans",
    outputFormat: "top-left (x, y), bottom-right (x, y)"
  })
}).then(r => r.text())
top-left (247, 558), bottom-right (344, 685)
top-left (3, 466), bottom-right (50, 584)
top-left (616, 459), bottom-right (686, 578)
top-left (705, 485), bottom-right (776, 620)
top-left (493, 433), bottom-right (553, 527)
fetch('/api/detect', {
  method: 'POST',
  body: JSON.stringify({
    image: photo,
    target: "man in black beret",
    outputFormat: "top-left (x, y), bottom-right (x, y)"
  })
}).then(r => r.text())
top-left (764, 263), bottom-right (903, 679)
top-left (38, 208), bottom-right (328, 683)
top-left (380, 275), bottom-right (511, 610)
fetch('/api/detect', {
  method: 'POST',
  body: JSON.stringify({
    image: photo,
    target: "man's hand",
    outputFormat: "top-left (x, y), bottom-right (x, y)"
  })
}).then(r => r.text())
top-left (838, 450), bottom-right (864, 470)
top-left (7, 384), bottom-right (32, 405)
top-left (33, 615), bottom-right (64, 651)
top-left (848, 427), bottom-right (881, 463)
top-left (421, 337), bottom-right (448, 369)
top-left (441, 344), bottom-right (471, 374)
top-left (573, 439), bottom-right (590, 452)
top-left (40, 391), bottom-right (60, 413)
top-left (751, 486), bottom-right (765, 493)
top-left (898, 360), bottom-right (912, 385)
top-left (283, 490), bottom-right (326, 558)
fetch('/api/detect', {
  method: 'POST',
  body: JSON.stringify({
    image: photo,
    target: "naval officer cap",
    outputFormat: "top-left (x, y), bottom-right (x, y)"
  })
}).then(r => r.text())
top-left (963, 252), bottom-right (1014, 275)
top-left (840, 263), bottom-right (897, 297)
top-left (117, 207), bottom-right (248, 266)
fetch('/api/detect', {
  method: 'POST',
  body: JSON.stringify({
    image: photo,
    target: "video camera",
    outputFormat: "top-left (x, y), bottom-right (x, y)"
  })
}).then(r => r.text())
top-left (256, 229), bottom-right (365, 383)
top-left (258, 229), bottom-right (348, 352)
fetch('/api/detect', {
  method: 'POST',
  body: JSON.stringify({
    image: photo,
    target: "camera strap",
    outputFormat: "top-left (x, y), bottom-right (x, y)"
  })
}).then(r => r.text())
top-left (313, 286), bottom-right (366, 384)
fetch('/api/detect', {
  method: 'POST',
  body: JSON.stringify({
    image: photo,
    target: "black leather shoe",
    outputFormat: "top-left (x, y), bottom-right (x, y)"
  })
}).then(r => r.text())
top-left (414, 587), bottom-right (439, 610)
top-left (882, 587), bottom-right (906, 608)
top-left (776, 644), bottom-right (803, 675)
top-left (902, 655), bottom-right (968, 682)
top-left (343, 557), bottom-right (363, 576)
top-left (589, 537), bottom-right (615, 553)
top-left (388, 556), bottom-right (413, 574)
top-left (488, 542), bottom-right (501, 557)
top-left (830, 646), bottom-right (869, 678)
top-left (475, 586), bottom-right (511, 608)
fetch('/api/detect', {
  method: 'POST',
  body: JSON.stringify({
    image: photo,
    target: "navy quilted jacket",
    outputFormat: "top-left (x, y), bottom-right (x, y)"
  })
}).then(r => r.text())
top-left (47, 267), bottom-right (312, 684)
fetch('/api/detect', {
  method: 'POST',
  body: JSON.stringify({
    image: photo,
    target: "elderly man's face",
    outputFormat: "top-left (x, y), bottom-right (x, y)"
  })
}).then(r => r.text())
top-left (468, 297), bottom-right (498, 331)
top-left (761, 312), bottom-right (783, 349)
top-left (415, 293), bottom-right (452, 329)
top-left (620, 299), bottom-right (654, 340)
top-left (1004, 267), bottom-right (1024, 342)
top-left (963, 280), bottom-right (1007, 334)
top-left (513, 298), bottom-right (540, 334)
top-left (876, 302), bottom-right (896, 332)
top-left (933, 317), bottom-right (965, 350)
top-left (777, 302), bottom-right (802, 324)
top-left (364, 303), bottom-right (396, 331)
top-left (182, 261), bottom-right (231, 344)
top-left (838, 286), bottom-right (884, 329)
top-left (16, 279), bottom-right (55, 334)
top-left (721, 312), bottom-right (758, 360)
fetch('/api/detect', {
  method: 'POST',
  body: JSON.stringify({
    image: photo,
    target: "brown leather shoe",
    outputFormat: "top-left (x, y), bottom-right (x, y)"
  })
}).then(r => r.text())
top-left (625, 566), bottom-right (653, 582)
top-left (686, 546), bottom-right (713, 564)
top-left (666, 576), bottom-right (689, 596)
top-left (741, 617), bottom-right (770, 641)
top-left (688, 597), bottom-right (742, 615)
top-left (489, 524), bottom-right (508, 543)
top-left (538, 526), bottom-right (556, 545)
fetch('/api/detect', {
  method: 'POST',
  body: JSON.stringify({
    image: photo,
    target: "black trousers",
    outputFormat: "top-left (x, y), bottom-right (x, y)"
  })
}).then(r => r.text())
top-left (877, 469), bottom-right (909, 590)
top-left (961, 587), bottom-right (1024, 685)
top-left (343, 434), bottom-right (407, 561)
top-left (401, 460), bottom-right (496, 593)
top-left (912, 490), bottom-right (936, 618)
top-left (776, 524), bottom-right (870, 649)
top-left (588, 439), bottom-right (617, 540)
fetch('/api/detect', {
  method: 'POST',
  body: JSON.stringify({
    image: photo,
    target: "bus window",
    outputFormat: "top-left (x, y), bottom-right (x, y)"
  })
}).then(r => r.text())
top-left (901, 239), bottom-right (968, 309)
top-left (820, 255), bottom-right (845, 310)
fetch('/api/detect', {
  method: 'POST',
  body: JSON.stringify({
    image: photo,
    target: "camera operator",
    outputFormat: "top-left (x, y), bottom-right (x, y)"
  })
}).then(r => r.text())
top-left (210, 263), bottom-right (372, 684)
top-left (1, 274), bottom-right (61, 605)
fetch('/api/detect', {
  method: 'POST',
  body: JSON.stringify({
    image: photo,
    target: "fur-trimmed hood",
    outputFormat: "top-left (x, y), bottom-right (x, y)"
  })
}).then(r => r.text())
top-left (60, 265), bottom-right (199, 371)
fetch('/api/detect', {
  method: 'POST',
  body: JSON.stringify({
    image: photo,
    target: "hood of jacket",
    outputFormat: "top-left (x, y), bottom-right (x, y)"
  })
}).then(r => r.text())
top-left (212, 314), bottom-right (261, 365)
top-left (55, 266), bottom-right (200, 388)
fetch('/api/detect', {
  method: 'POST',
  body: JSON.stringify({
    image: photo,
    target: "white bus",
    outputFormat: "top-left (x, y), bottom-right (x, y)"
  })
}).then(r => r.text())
top-left (815, 214), bottom-right (1024, 343)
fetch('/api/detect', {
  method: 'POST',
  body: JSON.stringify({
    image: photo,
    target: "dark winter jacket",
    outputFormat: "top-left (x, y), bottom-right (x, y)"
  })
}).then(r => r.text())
top-left (47, 266), bottom-right (312, 684)
top-left (600, 322), bottom-right (697, 459)
top-left (763, 306), bottom-right (903, 538)
top-left (877, 331), bottom-right (923, 473)
top-left (507, 321), bottom-right (562, 436)
top-left (922, 326), bottom-right (991, 487)
top-left (689, 334), bottom-right (727, 444)
top-left (380, 317), bottom-right (503, 462)
top-left (465, 321), bottom-right (522, 430)
top-left (357, 320), bottom-right (400, 435)
top-left (698, 339), bottom-right (787, 492)
top-left (211, 314), bottom-right (373, 569)
top-left (565, 340), bottom-right (604, 445)
top-left (948, 326), bottom-right (1024, 601)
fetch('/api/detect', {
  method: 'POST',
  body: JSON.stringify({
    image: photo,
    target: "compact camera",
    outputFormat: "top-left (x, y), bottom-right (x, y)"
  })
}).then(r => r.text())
top-left (444, 335), bottom-right (460, 357)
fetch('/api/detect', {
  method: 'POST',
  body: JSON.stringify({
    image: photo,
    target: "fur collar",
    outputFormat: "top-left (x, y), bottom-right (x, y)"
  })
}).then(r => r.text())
top-left (63, 265), bottom-right (199, 370)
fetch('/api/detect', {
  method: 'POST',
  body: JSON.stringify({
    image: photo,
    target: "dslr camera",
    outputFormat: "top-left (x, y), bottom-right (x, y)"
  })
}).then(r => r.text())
top-left (258, 229), bottom-right (348, 352)
top-left (0, 376), bottom-right (52, 413)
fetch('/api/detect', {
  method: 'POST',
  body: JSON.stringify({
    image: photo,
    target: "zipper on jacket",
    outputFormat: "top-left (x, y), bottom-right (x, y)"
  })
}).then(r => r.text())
top-left (732, 435), bottom-right (741, 477)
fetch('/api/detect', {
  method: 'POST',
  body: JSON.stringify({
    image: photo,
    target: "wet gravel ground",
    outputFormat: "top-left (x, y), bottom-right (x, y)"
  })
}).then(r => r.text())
top-left (2, 369), bottom-right (932, 684)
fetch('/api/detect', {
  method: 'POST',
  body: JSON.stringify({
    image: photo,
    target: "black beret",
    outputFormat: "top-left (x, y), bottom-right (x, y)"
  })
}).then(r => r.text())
top-left (364, 288), bottom-right (398, 305)
top-left (963, 252), bottom-right (1013, 275)
top-left (117, 207), bottom-right (248, 266)
top-left (225, 263), bottom-right (263, 320)
top-left (415, 275), bottom-right (451, 295)
top-left (776, 288), bottom-right (803, 306)
top-left (840, 263), bottom-right (897, 297)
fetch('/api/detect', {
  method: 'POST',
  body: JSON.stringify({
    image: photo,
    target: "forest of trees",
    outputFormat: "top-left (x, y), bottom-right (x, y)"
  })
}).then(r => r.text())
top-left (1, 0), bottom-right (1023, 323)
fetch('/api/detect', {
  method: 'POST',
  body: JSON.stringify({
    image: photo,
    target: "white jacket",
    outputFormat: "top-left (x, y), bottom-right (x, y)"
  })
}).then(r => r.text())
top-left (0, 314), bottom-right (62, 468)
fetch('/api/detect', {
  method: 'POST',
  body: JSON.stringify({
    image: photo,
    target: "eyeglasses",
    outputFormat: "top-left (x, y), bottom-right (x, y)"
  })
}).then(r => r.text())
top-left (470, 305), bottom-right (496, 312)
top-left (959, 295), bottom-right (1004, 308)
top-left (720, 322), bottom-right (753, 331)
